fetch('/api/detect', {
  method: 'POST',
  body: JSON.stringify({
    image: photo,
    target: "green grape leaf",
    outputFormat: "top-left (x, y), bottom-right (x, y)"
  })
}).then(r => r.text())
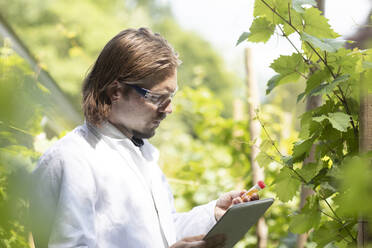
top-left (297, 92), bottom-right (306, 103)
top-left (301, 33), bottom-right (345, 53)
top-left (273, 167), bottom-right (301, 202)
top-left (297, 162), bottom-right (322, 182)
top-left (299, 111), bottom-right (312, 138)
top-left (289, 214), bottom-right (312, 233)
top-left (302, 8), bottom-right (339, 38)
top-left (248, 17), bottom-right (275, 43)
top-left (254, 0), bottom-right (275, 18)
top-left (289, 196), bottom-right (321, 233)
top-left (255, 151), bottom-right (273, 168)
top-left (312, 222), bottom-right (339, 247)
top-left (269, 53), bottom-right (307, 88)
top-left (312, 221), bottom-right (355, 247)
top-left (270, 53), bottom-right (306, 75)
top-left (266, 74), bottom-right (282, 95)
top-left (308, 74), bottom-right (349, 97)
top-left (292, 137), bottom-right (314, 162)
top-left (236, 32), bottom-right (250, 46)
top-left (332, 74), bottom-right (350, 84)
top-left (327, 112), bottom-right (350, 132)
top-left (254, 0), bottom-right (290, 25)
top-left (333, 240), bottom-right (351, 248)
top-left (283, 9), bottom-right (303, 35)
top-left (260, 139), bottom-right (274, 151)
top-left (308, 82), bottom-right (335, 97)
top-left (281, 155), bottom-right (294, 167)
top-left (301, 32), bottom-right (345, 53)
top-left (312, 115), bottom-right (328, 123)
top-left (313, 112), bottom-right (350, 132)
top-left (292, 0), bottom-right (317, 13)
top-left (304, 69), bottom-right (331, 95)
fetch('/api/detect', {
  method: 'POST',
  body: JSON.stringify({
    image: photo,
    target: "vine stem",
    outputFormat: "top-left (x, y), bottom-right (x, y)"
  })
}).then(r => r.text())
top-left (319, 208), bottom-right (340, 223)
top-left (254, 110), bottom-right (283, 156)
top-left (337, 85), bottom-right (359, 137)
top-left (277, 25), bottom-right (307, 63)
top-left (322, 197), bottom-right (356, 242)
top-left (254, 110), bottom-right (308, 184)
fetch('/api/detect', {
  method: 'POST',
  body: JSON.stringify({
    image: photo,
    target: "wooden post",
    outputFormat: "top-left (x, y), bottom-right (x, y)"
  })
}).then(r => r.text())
top-left (296, 1), bottom-right (324, 247)
top-left (358, 69), bottom-right (372, 247)
top-left (245, 47), bottom-right (268, 248)
top-left (344, 6), bottom-right (372, 246)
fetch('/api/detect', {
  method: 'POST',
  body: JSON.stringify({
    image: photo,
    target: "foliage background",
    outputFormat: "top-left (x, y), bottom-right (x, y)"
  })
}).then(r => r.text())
top-left (1, 0), bottom-right (371, 247)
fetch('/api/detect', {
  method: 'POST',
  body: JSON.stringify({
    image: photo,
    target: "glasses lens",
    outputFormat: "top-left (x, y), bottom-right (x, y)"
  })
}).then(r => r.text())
top-left (158, 97), bottom-right (172, 109)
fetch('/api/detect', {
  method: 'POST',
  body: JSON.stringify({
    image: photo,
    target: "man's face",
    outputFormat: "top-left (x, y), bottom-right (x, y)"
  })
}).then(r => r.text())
top-left (108, 70), bottom-right (178, 139)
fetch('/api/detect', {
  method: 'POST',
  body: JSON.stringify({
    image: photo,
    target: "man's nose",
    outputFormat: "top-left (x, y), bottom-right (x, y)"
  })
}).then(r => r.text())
top-left (158, 99), bottom-right (172, 114)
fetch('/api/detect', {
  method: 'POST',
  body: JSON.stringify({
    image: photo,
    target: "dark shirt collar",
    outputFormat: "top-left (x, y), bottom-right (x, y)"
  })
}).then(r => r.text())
top-left (131, 136), bottom-right (144, 147)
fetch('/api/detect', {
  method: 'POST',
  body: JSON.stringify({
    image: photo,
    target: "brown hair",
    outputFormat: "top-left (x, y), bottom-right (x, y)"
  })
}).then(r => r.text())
top-left (82, 27), bottom-right (181, 125)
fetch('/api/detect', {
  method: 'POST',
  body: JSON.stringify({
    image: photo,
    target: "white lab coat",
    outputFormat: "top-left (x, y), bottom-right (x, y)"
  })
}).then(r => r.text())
top-left (31, 122), bottom-right (217, 248)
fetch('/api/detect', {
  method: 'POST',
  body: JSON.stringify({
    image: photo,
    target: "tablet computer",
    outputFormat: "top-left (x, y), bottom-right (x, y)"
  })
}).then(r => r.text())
top-left (204, 198), bottom-right (274, 248)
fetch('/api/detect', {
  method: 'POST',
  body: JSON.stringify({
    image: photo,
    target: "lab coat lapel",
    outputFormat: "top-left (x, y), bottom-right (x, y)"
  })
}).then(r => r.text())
top-left (142, 143), bottom-right (176, 246)
top-left (150, 170), bottom-right (177, 246)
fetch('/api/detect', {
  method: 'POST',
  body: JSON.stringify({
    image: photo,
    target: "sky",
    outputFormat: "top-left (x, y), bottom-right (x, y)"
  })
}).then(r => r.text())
top-left (167, 0), bottom-right (372, 97)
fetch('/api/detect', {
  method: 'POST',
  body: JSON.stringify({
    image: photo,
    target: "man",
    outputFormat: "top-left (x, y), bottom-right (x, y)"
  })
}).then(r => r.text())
top-left (31, 28), bottom-right (257, 248)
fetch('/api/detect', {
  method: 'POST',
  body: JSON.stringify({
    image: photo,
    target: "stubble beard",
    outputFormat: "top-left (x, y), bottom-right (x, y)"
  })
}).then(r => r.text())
top-left (132, 128), bottom-right (156, 139)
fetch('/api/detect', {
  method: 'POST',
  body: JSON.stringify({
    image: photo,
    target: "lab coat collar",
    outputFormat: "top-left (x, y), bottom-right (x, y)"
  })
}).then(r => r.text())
top-left (86, 121), bottom-right (159, 163)
top-left (91, 121), bottom-right (145, 147)
top-left (94, 121), bottom-right (129, 140)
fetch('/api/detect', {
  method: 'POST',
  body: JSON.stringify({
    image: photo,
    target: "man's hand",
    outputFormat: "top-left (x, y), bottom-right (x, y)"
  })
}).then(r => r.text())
top-left (170, 234), bottom-right (225, 248)
top-left (214, 190), bottom-right (259, 220)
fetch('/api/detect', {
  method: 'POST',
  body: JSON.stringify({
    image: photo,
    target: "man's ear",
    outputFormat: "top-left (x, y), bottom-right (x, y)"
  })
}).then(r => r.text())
top-left (106, 81), bottom-right (123, 103)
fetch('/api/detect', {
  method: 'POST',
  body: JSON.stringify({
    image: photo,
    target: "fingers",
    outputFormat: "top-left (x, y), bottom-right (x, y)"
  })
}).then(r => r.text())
top-left (221, 190), bottom-right (261, 208)
top-left (232, 196), bottom-right (243, 204)
top-left (239, 190), bottom-right (250, 202)
top-left (205, 234), bottom-right (226, 248)
top-left (250, 193), bottom-right (259, 201)
top-left (226, 190), bottom-right (242, 200)
top-left (172, 234), bottom-right (226, 248)
top-left (170, 235), bottom-right (207, 248)
top-left (228, 190), bottom-right (249, 204)
top-left (187, 240), bottom-right (207, 248)
top-left (182, 234), bottom-right (205, 242)
top-left (233, 192), bottom-right (260, 205)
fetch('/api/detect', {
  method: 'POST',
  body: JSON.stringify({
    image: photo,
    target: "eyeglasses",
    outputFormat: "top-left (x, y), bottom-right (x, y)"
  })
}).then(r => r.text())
top-left (123, 83), bottom-right (178, 108)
